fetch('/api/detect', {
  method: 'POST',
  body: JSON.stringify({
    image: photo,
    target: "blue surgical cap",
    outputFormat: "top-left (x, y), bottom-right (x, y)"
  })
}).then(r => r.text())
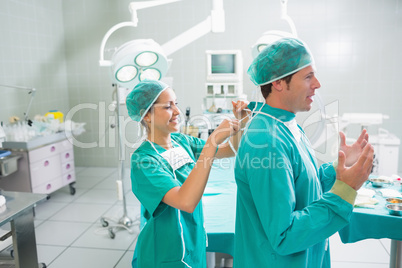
top-left (126, 80), bottom-right (169, 122)
top-left (247, 37), bottom-right (314, 86)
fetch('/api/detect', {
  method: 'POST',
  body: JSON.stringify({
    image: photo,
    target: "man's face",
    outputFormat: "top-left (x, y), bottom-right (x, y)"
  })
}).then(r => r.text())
top-left (282, 65), bottom-right (321, 113)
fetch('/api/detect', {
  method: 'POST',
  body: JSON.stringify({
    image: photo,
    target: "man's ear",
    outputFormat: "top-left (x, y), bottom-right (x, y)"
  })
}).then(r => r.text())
top-left (271, 80), bottom-right (284, 92)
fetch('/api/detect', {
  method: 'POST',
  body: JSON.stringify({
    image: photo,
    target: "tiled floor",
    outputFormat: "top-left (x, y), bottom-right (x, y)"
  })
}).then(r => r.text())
top-left (5, 166), bottom-right (393, 267)
top-left (33, 166), bottom-right (141, 268)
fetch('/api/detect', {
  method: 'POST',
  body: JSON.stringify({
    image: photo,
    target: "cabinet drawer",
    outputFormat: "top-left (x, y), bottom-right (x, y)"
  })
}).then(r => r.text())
top-left (33, 177), bottom-right (63, 194)
top-left (61, 161), bottom-right (74, 174)
top-left (29, 143), bottom-right (59, 163)
top-left (59, 139), bottom-right (73, 151)
top-left (62, 170), bottom-right (76, 185)
top-left (30, 155), bottom-right (62, 188)
top-left (60, 149), bottom-right (74, 163)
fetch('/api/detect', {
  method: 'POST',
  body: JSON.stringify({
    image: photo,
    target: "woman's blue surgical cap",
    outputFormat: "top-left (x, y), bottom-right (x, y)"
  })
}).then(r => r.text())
top-left (126, 80), bottom-right (169, 122)
top-left (247, 37), bottom-right (314, 86)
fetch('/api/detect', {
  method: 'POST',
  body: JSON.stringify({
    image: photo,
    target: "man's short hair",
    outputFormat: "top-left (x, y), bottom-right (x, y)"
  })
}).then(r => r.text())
top-left (260, 73), bottom-right (294, 99)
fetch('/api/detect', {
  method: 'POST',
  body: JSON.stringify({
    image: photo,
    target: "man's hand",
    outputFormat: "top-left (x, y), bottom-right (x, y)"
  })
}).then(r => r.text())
top-left (336, 143), bottom-right (374, 191)
top-left (339, 129), bottom-right (369, 167)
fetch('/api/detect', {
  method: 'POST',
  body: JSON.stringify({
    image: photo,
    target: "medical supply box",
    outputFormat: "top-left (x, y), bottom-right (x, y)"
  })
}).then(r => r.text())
top-left (370, 130), bottom-right (400, 176)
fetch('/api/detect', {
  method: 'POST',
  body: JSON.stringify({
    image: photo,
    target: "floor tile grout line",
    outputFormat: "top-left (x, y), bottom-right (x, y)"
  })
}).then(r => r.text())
top-left (379, 239), bottom-right (391, 255)
top-left (113, 230), bottom-right (140, 267)
top-left (34, 202), bottom-right (70, 222)
top-left (37, 217), bottom-right (107, 225)
top-left (75, 168), bottom-right (119, 180)
top-left (57, 245), bottom-right (129, 252)
top-left (40, 245), bottom-right (70, 267)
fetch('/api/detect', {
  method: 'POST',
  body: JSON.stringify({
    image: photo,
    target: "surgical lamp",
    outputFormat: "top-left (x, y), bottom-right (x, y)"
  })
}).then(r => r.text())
top-left (0, 84), bottom-right (36, 124)
top-left (99, 0), bottom-right (225, 90)
top-left (251, 30), bottom-right (295, 59)
top-left (111, 39), bottom-right (169, 88)
top-left (251, 0), bottom-right (297, 58)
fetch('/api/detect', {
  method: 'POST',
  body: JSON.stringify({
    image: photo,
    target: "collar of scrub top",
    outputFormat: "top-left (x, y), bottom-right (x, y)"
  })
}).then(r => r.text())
top-left (245, 101), bottom-right (302, 143)
top-left (229, 102), bottom-right (298, 155)
top-left (146, 138), bottom-right (180, 153)
top-left (248, 101), bottom-right (296, 122)
top-left (145, 137), bottom-right (196, 160)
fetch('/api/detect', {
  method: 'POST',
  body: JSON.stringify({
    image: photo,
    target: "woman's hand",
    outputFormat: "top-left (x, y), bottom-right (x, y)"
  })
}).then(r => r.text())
top-left (232, 100), bottom-right (250, 121)
top-left (339, 130), bottom-right (369, 167)
top-left (210, 118), bottom-right (240, 146)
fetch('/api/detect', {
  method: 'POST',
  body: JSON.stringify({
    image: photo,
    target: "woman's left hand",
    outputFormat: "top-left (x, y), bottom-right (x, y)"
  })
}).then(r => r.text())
top-left (232, 100), bottom-right (249, 121)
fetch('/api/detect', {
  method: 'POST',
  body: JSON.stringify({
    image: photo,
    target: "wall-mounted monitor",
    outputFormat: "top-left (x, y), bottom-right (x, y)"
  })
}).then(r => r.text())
top-left (206, 50), bottom-right (243, 83)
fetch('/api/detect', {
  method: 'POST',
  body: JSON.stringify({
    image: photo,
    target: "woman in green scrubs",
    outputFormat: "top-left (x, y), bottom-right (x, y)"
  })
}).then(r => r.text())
top-left (126, 80), bottom-right (248, 267)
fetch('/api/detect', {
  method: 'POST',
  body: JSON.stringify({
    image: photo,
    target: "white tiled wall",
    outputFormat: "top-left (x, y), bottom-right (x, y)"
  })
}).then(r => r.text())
top-left (0, 0), bottom-right (70, 124)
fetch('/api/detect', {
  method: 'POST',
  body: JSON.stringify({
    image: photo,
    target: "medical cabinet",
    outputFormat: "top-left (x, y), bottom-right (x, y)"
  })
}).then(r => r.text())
top-left (0, 133), bottom-right (76, 195)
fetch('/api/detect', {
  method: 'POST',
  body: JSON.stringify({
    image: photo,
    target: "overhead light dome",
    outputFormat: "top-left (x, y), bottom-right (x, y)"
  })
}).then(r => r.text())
top-left (251, 30), bottom-right (294, 58)
top-left (111, 39), bottom-right (168, 89)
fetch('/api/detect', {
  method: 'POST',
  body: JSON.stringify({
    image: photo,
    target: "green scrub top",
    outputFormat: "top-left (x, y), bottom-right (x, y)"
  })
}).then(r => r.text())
top-left (131, 133), bottom-right (207, 268)
top-left (234, 102), bottom-right (356, 268)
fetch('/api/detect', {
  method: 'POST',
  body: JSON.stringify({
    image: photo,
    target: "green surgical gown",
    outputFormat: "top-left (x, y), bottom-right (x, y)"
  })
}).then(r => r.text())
top-left (131, 133), bottom-right (207, 268)
top-left (234, 102), bottom-right (356, 268)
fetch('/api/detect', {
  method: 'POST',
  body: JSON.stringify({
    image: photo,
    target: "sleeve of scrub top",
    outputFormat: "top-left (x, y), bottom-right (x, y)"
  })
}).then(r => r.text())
top-left (318, 162), bottom-right (337, 192)
top-left (248, 143), bottom-right (354, 256)
top-left (179, 134), bottom-right (206, 160)
top-left (131, 154), bottom-right (180, 217)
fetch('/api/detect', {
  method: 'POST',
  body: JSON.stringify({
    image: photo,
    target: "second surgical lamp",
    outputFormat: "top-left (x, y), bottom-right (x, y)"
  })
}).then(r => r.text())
top-left (251, 0), bottom-right (297, 58)
top-left (99, 0), bottom-right (225, 90)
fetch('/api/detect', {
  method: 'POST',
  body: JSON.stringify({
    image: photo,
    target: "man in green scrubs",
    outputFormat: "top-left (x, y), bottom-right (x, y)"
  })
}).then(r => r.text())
top-left (234, 37), bottom-right (374, 267)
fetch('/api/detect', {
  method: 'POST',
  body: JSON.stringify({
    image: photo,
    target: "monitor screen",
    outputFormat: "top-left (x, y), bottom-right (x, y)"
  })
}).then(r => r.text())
top-left (211, 54), bottom-right (235, 74)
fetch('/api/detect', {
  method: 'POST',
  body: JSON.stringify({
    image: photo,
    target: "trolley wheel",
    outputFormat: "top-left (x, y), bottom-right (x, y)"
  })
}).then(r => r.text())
top-left (108, 227), bottom-right (115, 239)
top-left (69, 183), bottom-right (76, 195)
top-left (100, 218), bottom-right (109, 227)
top-left (40, 263), bottom-right (47, 268)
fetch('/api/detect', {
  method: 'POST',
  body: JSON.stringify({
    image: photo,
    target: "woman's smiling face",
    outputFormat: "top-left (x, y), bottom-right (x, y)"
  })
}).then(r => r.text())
top-left (144, 88), bottom-right (181, 136)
